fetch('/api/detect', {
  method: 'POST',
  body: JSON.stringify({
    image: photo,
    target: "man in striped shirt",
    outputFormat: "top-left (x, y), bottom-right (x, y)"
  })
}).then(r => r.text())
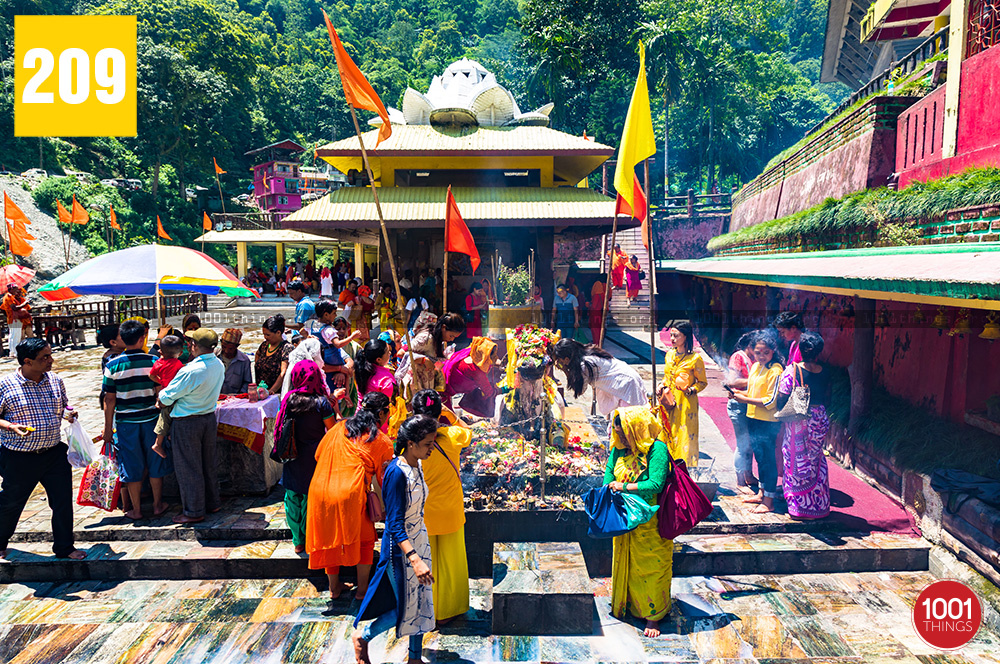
top-left (102, 320), bottom-right (171, 520)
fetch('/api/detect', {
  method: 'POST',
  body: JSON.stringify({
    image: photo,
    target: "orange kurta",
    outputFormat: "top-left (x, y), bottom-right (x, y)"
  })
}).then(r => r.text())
top-left (609, 249), bottom-right (628, 289)
top-left (306, 421), bottom-right (394, 570)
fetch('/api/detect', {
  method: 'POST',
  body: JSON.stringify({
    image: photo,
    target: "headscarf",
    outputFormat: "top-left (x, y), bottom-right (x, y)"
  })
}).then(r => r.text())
top-left (281, 337), bottom-right (324, 396)
top-left (610, 406), bottom-right (662, 456)
top-left (378, 330), bottom-right (398, 355)
top-left (357, 284), bottom-right (372, 298)
top-left (469, 336), bottom-right (497, 373)
top-left (321, 267), bottom-right (331, 279)
top-left (274, 359), bottom-right (328, 438)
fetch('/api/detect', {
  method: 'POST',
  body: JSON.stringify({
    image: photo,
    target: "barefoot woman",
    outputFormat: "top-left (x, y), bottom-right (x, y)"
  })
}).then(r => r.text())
top-left (606, 406), bottom-right (674, 638)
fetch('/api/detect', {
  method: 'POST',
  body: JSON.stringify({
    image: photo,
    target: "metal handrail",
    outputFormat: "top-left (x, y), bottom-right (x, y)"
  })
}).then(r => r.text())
top-left (805, 27), bottom-right (949, 137)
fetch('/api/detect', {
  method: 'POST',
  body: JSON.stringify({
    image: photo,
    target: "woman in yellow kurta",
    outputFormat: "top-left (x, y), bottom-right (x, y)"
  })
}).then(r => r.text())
top-left (605, 406), bottom-right (673, 637)
top-left (656, 320), bottom-right (707, 467)
top-left (412, 389), bottom-right (472, 624)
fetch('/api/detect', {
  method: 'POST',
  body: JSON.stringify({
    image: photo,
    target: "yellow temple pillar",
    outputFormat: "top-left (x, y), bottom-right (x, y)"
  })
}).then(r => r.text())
top-left (236, 242), bottom-right (247, 279)
top-left (943, 0), bottom-right (969, 159)
top-left (276, 242), bottom-right (285, 270)
top-left (354, 243), bottom-right (364, 279)
top-left (307, 244), bottom-right (316, 265)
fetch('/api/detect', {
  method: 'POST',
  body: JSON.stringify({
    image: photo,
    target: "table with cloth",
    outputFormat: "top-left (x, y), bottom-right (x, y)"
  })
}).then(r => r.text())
top-left (214, 395), bottom-right (282, 495)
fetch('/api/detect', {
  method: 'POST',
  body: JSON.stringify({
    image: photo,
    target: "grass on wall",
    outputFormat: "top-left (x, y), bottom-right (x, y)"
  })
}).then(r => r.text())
top-left (828, 369), bottom-right (1000, 480)
top-left (711, 167), bottom-right (1000, 252)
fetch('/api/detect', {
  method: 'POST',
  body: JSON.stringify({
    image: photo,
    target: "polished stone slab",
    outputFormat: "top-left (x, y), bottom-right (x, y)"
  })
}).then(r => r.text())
top-left (493, 541), bottom-right (593, 636)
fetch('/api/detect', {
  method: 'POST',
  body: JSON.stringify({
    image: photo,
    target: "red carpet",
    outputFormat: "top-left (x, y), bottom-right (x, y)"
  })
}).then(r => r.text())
top-left (700, 396), bottom-right (917, 534)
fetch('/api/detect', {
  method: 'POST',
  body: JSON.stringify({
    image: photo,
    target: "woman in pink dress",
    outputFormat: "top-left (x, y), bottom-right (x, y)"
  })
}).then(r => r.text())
top-left (355, 338), bottom-right (395, 400)
top-left (464, 282), bottom-right (488, 338)
top-left (624, 255), bottom-right (642, 304)
top-left (442, 337), bottom-right (500, 417)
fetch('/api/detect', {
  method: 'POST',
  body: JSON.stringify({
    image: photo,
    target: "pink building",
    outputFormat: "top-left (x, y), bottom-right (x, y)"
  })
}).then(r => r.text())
top-left (245, 140), bottom-right (305, 223)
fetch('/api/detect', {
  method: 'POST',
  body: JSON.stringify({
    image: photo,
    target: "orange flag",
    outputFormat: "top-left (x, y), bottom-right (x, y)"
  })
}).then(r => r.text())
top-left (214, 158), bottom-right (226, 175)
top-left (56, 199), bottom-right (72, 224)
top-left (4, 192), bottom-right (35, 257)
top-left (614, 178), bottom-right (650, 246)
top-left (71, 194), bottom-right (89, 225)
top-left (109, 204), bottom-right (121, 230)
top-left (156, 215), bottom-right (172, 241)
top-left (323, 11), bottom-right (392, 147)
top-left (444, 186), bottom-right (480, 272)
top-left (203, 211), bottom-right (213, 231)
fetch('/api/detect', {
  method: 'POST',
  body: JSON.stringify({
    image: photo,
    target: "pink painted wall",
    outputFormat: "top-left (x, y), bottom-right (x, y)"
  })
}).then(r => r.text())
top-left (703, 282), bottom-right (1000, 424)
top-left (896, 86), bottom-right (946, 175)
top-left (899, 46), bottom-right (1000, 188)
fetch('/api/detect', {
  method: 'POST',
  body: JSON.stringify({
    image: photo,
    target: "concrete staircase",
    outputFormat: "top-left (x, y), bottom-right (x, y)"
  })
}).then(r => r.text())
top-left (603, 226), bottom-right (652, 331)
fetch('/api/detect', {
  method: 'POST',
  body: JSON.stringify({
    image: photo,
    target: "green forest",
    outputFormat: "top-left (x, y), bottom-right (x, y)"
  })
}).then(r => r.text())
top-left (0, 0), bottom-right (848, 257)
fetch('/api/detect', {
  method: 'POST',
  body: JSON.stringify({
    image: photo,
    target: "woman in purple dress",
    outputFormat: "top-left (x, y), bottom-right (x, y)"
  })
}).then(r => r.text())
top-left (775, 331), bottom-right (831, 519)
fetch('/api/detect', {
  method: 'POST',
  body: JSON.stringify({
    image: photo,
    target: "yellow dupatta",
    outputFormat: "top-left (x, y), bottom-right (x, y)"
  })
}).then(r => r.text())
top-left (611, 406), bottom-right (662, 483)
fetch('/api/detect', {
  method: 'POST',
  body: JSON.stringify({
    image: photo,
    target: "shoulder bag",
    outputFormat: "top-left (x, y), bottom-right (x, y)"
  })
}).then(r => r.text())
top-left (657, 446), bottom-right (713, 539)
top-left (773, 363), bottom-right (811, 422)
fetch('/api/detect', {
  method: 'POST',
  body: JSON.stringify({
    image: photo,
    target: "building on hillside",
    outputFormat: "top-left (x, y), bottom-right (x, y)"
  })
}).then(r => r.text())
top-left (247, 140), bottom-right (305, 222)
top-left (280, 59), bottom-right (621, 309)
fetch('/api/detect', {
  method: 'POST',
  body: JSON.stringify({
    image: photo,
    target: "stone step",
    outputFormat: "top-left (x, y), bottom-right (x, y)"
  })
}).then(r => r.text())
top-left (0, 531), bottom-right (930, 583)
top-left (492, 542), bottom-right (592, 635)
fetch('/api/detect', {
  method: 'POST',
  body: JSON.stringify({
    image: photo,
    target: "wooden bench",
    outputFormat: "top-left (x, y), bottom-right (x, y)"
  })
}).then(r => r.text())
top-left (491, 541), bottom-right (593, 635)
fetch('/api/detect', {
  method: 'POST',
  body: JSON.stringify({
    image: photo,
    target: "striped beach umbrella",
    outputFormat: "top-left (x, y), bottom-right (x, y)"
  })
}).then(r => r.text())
top-left (39, 244), bottom-right (257, 301)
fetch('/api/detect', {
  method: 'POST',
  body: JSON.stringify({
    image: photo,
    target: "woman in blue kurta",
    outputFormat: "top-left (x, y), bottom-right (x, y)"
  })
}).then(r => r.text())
top-left (352, 414), bottom-right (441, 664)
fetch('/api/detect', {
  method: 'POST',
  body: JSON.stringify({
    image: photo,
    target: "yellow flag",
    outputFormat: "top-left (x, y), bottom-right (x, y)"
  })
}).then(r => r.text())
top-left (613, 42), bottom-right (656, 217)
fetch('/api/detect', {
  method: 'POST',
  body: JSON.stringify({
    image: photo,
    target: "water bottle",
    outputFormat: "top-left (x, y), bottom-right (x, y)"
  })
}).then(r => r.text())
top-left (887, 79), bottom-right (895, 95)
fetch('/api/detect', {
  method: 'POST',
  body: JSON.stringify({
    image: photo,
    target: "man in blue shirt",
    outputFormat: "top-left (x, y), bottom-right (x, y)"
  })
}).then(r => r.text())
top-left (288, 281), bottom-right (316, 331)
top-left (159, 328), bottom-right (225, 524)
top-left (551, 283), bottom-right (580, 340)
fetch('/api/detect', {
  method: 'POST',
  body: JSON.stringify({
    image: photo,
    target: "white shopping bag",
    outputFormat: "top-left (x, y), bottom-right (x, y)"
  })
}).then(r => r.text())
top-left (65, 419), bottom-right (99, 468)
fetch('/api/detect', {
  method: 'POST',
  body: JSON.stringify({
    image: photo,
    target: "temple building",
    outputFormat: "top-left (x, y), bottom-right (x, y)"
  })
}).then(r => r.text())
top-left (279, 59), bottom-right (620, 306)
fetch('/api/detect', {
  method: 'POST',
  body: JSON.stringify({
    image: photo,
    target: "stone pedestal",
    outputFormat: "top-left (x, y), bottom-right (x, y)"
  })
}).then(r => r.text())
top-left (492, 542), bottom-right (593, 635)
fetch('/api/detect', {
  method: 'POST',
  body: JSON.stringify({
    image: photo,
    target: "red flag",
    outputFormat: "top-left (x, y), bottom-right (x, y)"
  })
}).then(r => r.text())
top-left (71, 194), bottom-right (89, 225)
top-left (614, 179), bottom-right (650, 248)
top-left (109, 204), bottom-right (121, 230)
top-left (156, 215), bottom-right (172, 241)
top-left (323, 11), bottom-right (392, 147)
top-left (213, 158), bottom-right (226, 175)
top-left (4, 193), bottom-right (35, 257)
top-left (444, 186), bottom-right (480, 272)
top-left (56, 199), bottom-right (72, 224)
top-left (203, 211), bottom-right (213, 231)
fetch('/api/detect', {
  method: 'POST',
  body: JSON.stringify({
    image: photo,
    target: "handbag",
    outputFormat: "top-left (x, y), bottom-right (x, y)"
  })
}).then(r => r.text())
top-left (77, 440), bottom-right (122, 512)
top-left (656, 450), bottom-right (713, 539)
top-left (637, 270), bottom-right (646, 281)
top-left (270, 417), bottom-right (298, 463)
top-left (366, 473), bottom-right (385, 522)
top-left (774, 363), bottom-right (811, 422)
top-left (582, 485), bottom-right (658, 539)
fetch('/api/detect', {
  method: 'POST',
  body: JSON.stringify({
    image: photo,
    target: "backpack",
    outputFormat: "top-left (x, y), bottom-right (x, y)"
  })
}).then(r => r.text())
top-left (408, 298), bottom-right (425, 330)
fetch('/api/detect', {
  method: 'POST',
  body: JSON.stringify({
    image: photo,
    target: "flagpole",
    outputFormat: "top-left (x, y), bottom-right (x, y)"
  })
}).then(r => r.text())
top-left (592, 214), bottom-right (619, 418)
top-left (346, 107), bottom-right (416, 371)
top-left (443, 188), bottom-right (449, 317)
top-left (644, 159), bottom-right (657, 392)
top-left (215, 172), bottom-right (227, 215)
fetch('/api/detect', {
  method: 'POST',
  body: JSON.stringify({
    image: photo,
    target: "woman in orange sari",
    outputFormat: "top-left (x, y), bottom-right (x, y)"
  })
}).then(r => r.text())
top-left (608, 244), bottom-right (628, 290)
top-left (589, 274), bottom-right (610, 345)
top-left (307, 392), bottom-right (394, 600)
top-left (624, 255), bottom-right (642, 304)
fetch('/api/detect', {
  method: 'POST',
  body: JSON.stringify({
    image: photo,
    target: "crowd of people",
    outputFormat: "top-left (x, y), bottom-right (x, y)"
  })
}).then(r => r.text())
top-left (0, 262), bottom-right (836, 656)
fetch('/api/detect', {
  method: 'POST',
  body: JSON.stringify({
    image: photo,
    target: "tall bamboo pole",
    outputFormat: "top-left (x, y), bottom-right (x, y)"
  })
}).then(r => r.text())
top-left (347, 108), bottom-right (416, 371)
top-left (592, 214), bottom-right (620, 416)
top-left (443, 188), bottom-right (449, 315)
top-left (644, 159), bottom-right (657, 392)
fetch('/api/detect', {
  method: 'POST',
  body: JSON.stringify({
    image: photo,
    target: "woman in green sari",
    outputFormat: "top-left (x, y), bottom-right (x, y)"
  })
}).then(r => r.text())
top-left (605, 405), bottom-right (674, 637)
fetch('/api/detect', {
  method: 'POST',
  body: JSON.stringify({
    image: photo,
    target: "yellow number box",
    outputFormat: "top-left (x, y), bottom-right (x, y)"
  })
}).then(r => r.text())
top-left (15, 15), bottom-right (137, 137)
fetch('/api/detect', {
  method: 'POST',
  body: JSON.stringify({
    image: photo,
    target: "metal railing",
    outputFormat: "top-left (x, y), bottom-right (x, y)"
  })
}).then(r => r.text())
top-left (209, 213), bottom-right (283, 231)
top-left (805, 27), bottom-right (949, 137)
top-left (656, 190), bottom-right (733, 217)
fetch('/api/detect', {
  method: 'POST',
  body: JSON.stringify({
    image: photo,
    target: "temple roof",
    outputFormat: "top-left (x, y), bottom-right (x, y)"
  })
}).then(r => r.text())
top-left (316, 125), bottom-right (613, 186)
top-left (282, 186), bottom-right (618, 229)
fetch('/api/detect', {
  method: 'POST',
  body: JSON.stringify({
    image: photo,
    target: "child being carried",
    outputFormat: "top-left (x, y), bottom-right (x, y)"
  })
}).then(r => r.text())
top-left (150, 335), bottom-right (185, 459)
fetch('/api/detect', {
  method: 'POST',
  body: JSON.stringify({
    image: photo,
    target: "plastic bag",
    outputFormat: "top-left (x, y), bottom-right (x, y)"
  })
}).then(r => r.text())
top-left (65, 419), bottom-right (98, 469)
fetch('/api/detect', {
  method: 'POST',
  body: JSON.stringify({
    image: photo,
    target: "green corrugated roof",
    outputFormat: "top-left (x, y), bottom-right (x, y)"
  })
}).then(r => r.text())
top-left (282, 186), bottom-right (617, 227)
top-left (673, 243), bottom-right (1000, 306)
top-left (315, 125), bottom-right (613, 155)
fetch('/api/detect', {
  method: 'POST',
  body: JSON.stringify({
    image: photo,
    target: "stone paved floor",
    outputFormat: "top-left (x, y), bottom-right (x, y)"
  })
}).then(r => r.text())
top-left (1, 571), bottom-right (999, 663)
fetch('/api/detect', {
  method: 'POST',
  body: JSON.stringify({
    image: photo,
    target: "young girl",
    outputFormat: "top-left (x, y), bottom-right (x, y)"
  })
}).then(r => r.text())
top-left (150, 335), bottom-right (185, 460)
top-left (353, 414), bottom-right (440, 664)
